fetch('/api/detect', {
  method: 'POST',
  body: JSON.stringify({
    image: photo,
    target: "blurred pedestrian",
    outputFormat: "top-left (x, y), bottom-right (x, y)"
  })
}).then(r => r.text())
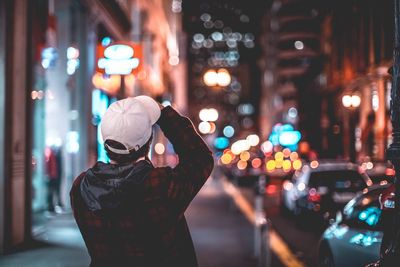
top-left (45, 145), bottom-right (63, 212)
top-left (70, 96), bottom-right (214, 267)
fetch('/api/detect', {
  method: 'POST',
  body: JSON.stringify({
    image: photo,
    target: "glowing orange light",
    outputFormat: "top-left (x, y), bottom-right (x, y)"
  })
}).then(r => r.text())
top-left (237, 160), bottom-right (248, 170)
top-left (289, 152), bottom-right (299, 161)
top-left (282, 148), bottom-right (291, 158)
top-left (221, 153), bottom-right (233, 165)
top-left (240, 151), bottom-right (251, 161)
top-left (209, 122), bottom-right (216, 134)
top-left (251, 158), bottom-right (262, 169)
top-left (92, 72), bottom-right (121, 96)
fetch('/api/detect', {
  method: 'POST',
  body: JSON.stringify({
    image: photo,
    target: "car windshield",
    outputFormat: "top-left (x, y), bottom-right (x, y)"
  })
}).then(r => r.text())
top-left (308, 170), bottom-right (366, 192)
top-left (342, 188), bottom-right (384, 230)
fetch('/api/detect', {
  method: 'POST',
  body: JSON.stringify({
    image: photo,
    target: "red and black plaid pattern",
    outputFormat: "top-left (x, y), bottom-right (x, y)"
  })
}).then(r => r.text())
top-left (71, 106), bottom-right (214, 267)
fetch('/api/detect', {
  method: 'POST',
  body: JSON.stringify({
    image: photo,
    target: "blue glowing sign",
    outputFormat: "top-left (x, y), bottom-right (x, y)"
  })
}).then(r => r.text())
top-left (214, 137), bottom-right (229, 150)
top-left (358, 206), bottom-right (381, 227)
top-left (269, 123), bottom-right (300, 147)
top-left (278, 131), bottom-right (301, 146)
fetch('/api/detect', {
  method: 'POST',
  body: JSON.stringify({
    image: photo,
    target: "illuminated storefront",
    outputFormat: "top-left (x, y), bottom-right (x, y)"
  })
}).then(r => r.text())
top-left (29, 0), bottom-right (132, 238)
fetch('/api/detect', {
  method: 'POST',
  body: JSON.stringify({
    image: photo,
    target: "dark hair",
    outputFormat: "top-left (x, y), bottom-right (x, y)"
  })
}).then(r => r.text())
top-left (104, 136), bottom-right (152, 164)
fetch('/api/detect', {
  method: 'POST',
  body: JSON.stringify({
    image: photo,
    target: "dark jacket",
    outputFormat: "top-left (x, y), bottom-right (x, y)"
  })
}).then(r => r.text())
top-left (70, 106), bottom-right (214, 267)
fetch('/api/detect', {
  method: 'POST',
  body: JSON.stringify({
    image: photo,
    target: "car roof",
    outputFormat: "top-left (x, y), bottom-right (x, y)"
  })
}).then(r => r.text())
top-left (306, 162), bottom-right (359, 172)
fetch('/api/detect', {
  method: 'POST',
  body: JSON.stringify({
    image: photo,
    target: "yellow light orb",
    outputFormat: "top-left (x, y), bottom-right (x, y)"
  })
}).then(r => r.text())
top-left (293, 159), bottom-right (302, 170)
top-left (266, 160), bottom-right (276, 172)
top-left (282, 160), bottom-right (292, 170)
top-left (275, 152), bottom-right (284, 161)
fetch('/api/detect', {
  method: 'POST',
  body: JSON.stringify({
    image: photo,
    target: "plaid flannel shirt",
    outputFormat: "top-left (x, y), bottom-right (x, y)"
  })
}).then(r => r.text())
top-left (70, 106), bottom-right (214, 267)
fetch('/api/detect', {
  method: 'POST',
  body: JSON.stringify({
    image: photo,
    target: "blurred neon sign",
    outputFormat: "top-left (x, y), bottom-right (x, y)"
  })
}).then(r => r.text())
top-left (96, 42), bottom-right (142, 75)
top-left (269, 123), bottom-right (301, 147)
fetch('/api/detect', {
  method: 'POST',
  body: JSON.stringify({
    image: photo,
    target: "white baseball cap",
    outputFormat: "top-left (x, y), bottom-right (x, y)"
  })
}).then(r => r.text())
top-left (101, 96), bottom-right (161, 155)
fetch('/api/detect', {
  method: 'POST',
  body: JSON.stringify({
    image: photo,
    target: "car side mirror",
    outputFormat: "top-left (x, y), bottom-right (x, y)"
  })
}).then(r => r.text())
top-left (335, 211), bottom-right (342, 223)
top-left (329, 211), bottom-right (343, 225)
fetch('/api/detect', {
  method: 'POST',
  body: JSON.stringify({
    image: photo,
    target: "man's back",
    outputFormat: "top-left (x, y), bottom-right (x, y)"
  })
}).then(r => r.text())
top-left (71, 105), bottom-right (214, 267)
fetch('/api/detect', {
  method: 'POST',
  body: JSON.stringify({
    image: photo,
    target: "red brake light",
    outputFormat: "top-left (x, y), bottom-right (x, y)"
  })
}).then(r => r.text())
top-left (308, 188), bottom-right (321, 202)
top-left (386, 168), bottom-right (396, 176)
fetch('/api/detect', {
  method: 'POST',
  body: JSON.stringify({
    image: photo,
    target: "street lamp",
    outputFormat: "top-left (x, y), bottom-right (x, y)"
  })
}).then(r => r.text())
top-left (342, 93), bottom-right (361, 162)
top-left (342, 94), bottom-right (361, 108)
top-left (203, 68), bottom-right (232, 87)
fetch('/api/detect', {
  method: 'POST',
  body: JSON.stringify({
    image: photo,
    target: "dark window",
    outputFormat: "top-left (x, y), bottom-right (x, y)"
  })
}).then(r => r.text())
top-left (308, 170), bottom-right (366, 192)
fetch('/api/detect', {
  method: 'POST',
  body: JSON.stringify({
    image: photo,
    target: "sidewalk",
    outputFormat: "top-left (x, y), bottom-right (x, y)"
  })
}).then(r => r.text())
top-left (0, 177), bottom-right (257, 267)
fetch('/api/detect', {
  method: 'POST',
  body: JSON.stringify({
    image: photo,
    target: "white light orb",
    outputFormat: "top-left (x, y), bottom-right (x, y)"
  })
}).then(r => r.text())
top-left (351, 95), bottom-right (361, 108)
top-left (154, 143), bottom-right (165, 155)
top-left (198, 121), bottom-right (211, 134)
top-left (203, 70), bottom-right (218, 86)
top-left (342, 95), bottom-right (352, 108)
top-left (217, 68), bottom-right (231, 87)
top-left (246, 134), bottom-right (260, 146)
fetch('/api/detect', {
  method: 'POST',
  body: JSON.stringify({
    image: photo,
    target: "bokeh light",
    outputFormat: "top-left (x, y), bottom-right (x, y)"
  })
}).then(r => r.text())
top-left (282, 148), bottom-right (291, 158)
top-left (289, 152), bottom-right (298, 161)
top-left (220, 153), bottom-right (233, 165)
top-left (261, 141), bottom-right (273, 154)
top-left (198, 121), bottom-right (211, 134)
top-left (240, 151), bottom-right (250, 161)
top-left (266, 160), bottom-right (276, 172)
top-left (154, 143), bottom-right (165, 155)
top-left (246, 134), bottom-right (260, 146)
top-left (274, 152), bottom-right (284, 161)
top-left (223, 125), bottom-right (235, 138)
top-left (251, 158), bottom-right (262, 168)
top-left (293, 160), bottom-right (302, 170)
top-left (237, 160), bottom-right (248, 170)
top-left (231, 140), bottom-right (251, 155)
top-left (310, 160), bottom-right (319, 169)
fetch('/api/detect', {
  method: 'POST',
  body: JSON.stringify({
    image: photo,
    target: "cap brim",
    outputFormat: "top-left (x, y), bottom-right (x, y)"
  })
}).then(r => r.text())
top-left (134, 95), bottom-right (161, 124)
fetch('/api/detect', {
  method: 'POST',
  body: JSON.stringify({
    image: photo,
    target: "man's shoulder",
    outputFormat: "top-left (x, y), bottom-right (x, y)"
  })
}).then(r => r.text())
top-left (70, 172), bottom-right (86, 194)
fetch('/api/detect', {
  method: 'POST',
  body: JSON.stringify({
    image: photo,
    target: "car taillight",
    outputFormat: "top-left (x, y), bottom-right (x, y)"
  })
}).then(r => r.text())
top-left (386, 168), bottom-right (396, 176)
top-left (308, 188), bottom-right (321, 202)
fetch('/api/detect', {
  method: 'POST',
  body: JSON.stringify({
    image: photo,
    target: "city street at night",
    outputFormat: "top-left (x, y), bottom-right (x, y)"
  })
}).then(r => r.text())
top-left (1, 0), bottom-right (400, 267)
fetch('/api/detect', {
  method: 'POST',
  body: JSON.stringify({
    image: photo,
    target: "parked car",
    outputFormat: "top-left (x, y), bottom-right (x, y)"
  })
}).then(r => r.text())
top-left (360, 161), bottom-right (395, 184)
top-left (318, 184), bottom-right (394, 267)
top-left (281, 161), bottom-right (372, 224)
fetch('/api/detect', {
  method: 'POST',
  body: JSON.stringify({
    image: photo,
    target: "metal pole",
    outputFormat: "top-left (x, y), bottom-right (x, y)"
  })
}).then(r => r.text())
top-left (254, 175), bottom-right (269, 267)
top-left (368, 1), bottom-right (400, 265)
